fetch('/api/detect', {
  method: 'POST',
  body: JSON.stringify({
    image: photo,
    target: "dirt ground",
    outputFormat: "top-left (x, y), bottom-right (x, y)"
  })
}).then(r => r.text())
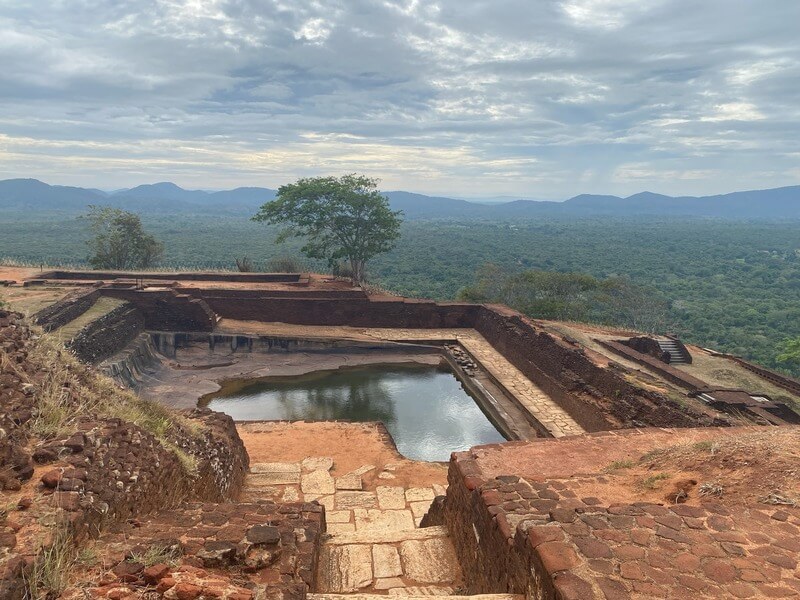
top-left (472, 426), bottom-right (800, 509)
top-left (237, 421), bottom-right (448, 489)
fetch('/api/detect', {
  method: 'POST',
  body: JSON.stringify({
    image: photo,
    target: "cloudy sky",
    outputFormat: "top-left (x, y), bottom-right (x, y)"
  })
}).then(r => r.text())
top-left (1, 0), bottom-right (799, 198)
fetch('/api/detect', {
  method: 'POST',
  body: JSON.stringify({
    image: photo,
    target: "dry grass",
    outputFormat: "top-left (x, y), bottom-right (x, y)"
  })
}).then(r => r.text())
top-left (637, 428), bottom-right (800, 505)
top-left (2, 323), bottom-right (201, 475)
top-left (23, 526), bottom-right (77, 600)
top-left (681, 351), bottom-right (800, 407)
top-left (53, 297), bottom-right (125, 341)
top-left (128, 541), bottom-right (182, 568)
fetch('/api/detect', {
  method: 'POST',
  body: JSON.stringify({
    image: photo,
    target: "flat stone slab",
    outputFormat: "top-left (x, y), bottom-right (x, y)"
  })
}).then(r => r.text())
top-left (251, 462), bottom-right (301, 474)
top-left (372, 545), bottom-right (403, 578)
top-left (326, 510), bottom-right (353, 524)
top-left (352, 464), bottom-right (376, 476)
top-left (373, 577), bottom-right (405, 590)
top-left (302, 470), bottom-right (336, 495)
top-left (387, 586), bottom-right (456, 596)
top-left (406, 488), bottom-right (435, 503)
top-left (303, 457), bottom-right (334, 472)
top-left (353, 509), bottom-right (415, 533)
top-left (335, 491), bottom-right (377, 510)
top-left (318, 544), bottom-right (373, 592)
top-left (336, 473), bottom-right (363, 491)
top-left (327, 523), bottom-right (356, 534)
top-left (409, 501), bottom-right (431, 519)
top-left (377, 486), bottom-right (407, 510)
top-left (326, 526), bottom-right (450, 546)
top-left (399, 538), bottom-right (458, 584)
top-left (249, 462), bottom-right (302, 485)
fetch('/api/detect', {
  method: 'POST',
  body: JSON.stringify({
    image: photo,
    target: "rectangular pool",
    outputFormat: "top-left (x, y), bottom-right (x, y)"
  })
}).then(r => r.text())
top-left (201, 364), bottom-right (506, 461)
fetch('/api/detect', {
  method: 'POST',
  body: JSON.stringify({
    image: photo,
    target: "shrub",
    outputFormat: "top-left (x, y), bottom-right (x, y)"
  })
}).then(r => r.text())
top-left (266, 255), bottom-right (305, 273)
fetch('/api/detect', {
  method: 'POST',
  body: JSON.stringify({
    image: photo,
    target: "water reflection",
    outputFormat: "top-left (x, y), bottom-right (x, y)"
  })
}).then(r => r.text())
top-left (203, 365), bottom-right (506, 461)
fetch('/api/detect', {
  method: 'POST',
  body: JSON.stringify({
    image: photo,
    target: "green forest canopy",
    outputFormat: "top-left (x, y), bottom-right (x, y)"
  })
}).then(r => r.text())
top-left (2, 212), bottom-right (799, 377)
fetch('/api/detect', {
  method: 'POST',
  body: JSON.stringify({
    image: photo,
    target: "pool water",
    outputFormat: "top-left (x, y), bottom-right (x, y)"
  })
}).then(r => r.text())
top-left (202, 364), bottom-right (506, 461)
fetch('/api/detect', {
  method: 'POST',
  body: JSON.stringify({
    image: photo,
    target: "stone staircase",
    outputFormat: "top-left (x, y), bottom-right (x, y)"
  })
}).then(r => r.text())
top-left (241, 460), bottom-right (520, 600)
top-left (656, 337), bottom-right (690, 364)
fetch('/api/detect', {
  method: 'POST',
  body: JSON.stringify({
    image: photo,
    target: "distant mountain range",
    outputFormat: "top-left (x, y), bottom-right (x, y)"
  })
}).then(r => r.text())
top-left (1, 178), bottom-right (799, 219)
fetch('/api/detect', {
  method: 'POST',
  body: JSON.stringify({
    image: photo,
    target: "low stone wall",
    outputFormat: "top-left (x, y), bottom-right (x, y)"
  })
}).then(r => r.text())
top-left (442, 431), bottom-right (800, 599)
top-left (203, 295), bottom-right (480, 328)
top-left (33, 287), bottom-right (100, 332)
top-left (730, 356), bottom-right (800, 396)
top-left (66, 302), bottom-right (145, 364)
top-left (40, 269), bottom-right (305, 283)
top-left (63, 499), bottom-right (324, 600)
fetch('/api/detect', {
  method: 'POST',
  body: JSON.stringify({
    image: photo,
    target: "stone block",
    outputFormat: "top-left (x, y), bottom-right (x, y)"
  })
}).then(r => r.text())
top-left (399, 538), bottom-right (458, 583)
top-left (377, 487), bottom-right (407, 510)
top-left (373, 544), bottom-right (403, 578)
top-left (302, 470), bottom-right (336, 495)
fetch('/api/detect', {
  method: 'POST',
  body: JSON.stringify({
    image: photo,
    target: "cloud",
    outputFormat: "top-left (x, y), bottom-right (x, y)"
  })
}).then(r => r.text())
top-left (0, 0), bottom-right (799, 197)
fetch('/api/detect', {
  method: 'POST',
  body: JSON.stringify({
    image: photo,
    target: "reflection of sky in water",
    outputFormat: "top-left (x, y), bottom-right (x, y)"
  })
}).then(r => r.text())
top-left (205, 366), bottom-right (506, 462)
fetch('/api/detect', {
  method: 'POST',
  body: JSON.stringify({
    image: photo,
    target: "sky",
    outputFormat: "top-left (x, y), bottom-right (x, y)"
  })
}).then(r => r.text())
top-left (0, 0), bottom-right (799, 199)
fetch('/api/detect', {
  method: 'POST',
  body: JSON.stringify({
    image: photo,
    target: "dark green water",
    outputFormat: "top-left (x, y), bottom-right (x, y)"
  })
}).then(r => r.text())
top-left (203, 364), bottom-right (506, 461)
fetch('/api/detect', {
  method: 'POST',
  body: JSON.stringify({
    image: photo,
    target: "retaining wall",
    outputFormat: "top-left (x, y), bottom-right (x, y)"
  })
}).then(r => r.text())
top-left (39, 270), bottom-right (304, 283)
top-left (67, 302), bottom-right (145, 364)
top-left (100, 288), bottom-right (217, 331)
top-left (33, 287), bottom-right (100, 332)
top-left (203, 295), bottom-right (480, 328)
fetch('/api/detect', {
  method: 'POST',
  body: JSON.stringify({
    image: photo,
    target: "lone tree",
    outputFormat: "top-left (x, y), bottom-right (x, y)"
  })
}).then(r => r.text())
top-left (253, 174), bottom-right (402, 284)
top-left (84, 206), bottom-right (164, 270)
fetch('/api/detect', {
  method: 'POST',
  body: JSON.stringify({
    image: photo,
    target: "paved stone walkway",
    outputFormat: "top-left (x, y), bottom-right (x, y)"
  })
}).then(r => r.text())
top-left (243, 459), bottom-right (462, 595)
top-left (359, 328), bottom-right (584, 438)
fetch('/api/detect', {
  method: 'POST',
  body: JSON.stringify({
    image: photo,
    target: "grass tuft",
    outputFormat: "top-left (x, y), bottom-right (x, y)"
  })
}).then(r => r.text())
top-left (604, 459), bottom-right (635, 472)
top-left (637, 472), bottom-right (671, 490)
top-left (128, 541), bottom-right (182, 568)
top-left (23, 527), bottom-right (77, 600)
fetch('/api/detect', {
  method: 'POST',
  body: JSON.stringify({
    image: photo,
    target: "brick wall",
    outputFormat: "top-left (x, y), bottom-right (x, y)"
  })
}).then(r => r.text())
top-left (33, 287), bottom-right (100, 332)
top-left (67, 303), bottom-right (145, 364)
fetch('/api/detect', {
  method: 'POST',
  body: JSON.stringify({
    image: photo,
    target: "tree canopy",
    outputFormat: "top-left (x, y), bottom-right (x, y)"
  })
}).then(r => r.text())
top-left (777, 338), bottom-right (800, 366)
top-left (457, 263), bottom-right (670, 333)
top-left (83, 206), bottom-right (163, 270)
top-left (252, 174), bottom-right (402, 284)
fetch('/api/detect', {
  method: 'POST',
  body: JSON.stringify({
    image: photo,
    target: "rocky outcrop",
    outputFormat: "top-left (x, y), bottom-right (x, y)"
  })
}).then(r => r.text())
top-left (0, 310), bottom-right (35, 491)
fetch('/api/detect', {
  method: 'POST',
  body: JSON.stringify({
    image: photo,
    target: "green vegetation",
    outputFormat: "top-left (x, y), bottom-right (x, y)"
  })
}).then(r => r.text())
top-left (777, 337), bottom-right (800, 367)
top-left (252, 174), bottom-right (402, 284)
top-left (638, 472), bottom-right (671, 490)
top-left (2, 213), bottom-right (799, 376)
top-left (84, 205), bottom-right (163, 269)
top-left (458, 264), bottom-right (668, 332)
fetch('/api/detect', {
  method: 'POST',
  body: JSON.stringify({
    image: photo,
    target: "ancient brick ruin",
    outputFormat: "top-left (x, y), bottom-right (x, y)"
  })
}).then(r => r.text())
top-left (2, 268), bottom-right (799, 599)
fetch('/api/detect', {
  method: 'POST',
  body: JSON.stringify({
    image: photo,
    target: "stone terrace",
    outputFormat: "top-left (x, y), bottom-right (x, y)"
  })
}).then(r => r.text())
top-left (444, 428), bottom-right (800, 599)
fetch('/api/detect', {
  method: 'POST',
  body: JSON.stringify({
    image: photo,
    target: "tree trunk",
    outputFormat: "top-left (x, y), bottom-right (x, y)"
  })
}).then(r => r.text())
top-left (350, 258), bottom-right (365, 286)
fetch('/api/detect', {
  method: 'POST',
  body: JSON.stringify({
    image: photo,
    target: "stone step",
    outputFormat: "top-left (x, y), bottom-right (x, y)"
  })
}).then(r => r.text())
top-left (324, 526), bottom-right (450, 545)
